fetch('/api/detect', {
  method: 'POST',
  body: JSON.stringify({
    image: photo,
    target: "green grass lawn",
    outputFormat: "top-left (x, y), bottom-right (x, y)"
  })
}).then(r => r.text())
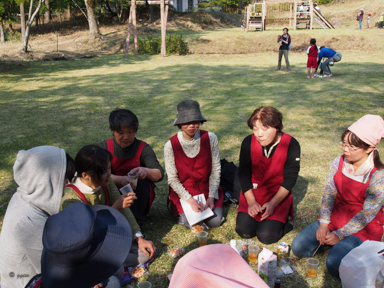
top-left (1, 35), bottom-right (384, 287)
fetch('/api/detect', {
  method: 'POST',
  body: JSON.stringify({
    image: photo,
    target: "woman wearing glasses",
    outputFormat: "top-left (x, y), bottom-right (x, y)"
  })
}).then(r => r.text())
top-left (292, 115), bottom-right (384, 278)
top-left (164, 100), bottom-right (224, 229)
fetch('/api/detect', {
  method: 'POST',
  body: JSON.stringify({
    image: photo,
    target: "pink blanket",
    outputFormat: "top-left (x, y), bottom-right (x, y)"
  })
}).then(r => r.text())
top-left (169, 244), bottom-right (269, 288)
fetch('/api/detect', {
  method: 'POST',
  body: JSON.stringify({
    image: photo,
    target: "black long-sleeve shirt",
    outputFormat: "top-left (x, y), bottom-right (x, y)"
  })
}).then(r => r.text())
top-left (99, 137), bottom-right (164, 181)
top-left (238, 134), bottom-right (300, 193)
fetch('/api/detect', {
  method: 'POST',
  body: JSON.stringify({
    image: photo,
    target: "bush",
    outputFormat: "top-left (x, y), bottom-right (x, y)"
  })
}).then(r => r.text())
top-left (4, 29), bottom-right (21, 41)
top-left (138, 35), bottom-right (189, 55)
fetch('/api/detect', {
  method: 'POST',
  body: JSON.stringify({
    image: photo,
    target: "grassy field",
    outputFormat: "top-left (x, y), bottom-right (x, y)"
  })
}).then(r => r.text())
top-left (1, 7), bottom-right (384, 287)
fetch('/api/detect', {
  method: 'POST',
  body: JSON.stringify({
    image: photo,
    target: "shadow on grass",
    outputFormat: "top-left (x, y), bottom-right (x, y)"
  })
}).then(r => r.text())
top-left (1, 56), bottom-right (383, 287)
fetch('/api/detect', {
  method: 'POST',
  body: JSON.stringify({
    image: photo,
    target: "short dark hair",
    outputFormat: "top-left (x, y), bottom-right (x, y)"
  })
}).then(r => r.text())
top-left (75, 145), bottom-right (112, 184)
top-left (283, 28), bottom-right (289, 32)
top-left (109, 109), bottom-right (139, 132)
top-left (310, 38), bottom-right (316, 45)
top-left (247, 106), bottom-right (283, 131)
top-left (65, 153), bottom-right (76, 181)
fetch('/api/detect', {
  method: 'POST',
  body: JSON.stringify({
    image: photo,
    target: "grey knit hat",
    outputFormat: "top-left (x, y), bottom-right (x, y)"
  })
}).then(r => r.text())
top-left (173, 100), bottom-right (207, 126)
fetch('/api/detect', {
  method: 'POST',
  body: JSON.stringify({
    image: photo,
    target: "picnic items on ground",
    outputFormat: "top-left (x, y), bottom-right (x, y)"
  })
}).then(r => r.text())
top-left (339, 240), bottom-right (384, 288)
top-left (258, 248), bottom-right (277, 288)
top-left (169, 244), bottom-right (269, 288)
top-left (180, 194), bottom-right (214, 226)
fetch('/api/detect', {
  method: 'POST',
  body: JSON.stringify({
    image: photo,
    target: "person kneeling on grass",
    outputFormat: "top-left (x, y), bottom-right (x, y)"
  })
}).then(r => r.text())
top-left (99, 108), bottom-right (164, 223)
top-left (236, 106), bottom-right (301, 244)
top-left (164, 100), bottom-right (224, 229)
top-left (0, 146), bottom-right (75, 288)
top-left (318, 46), bottom-right (342, 78)
top-left (61, 145), bottom-right (156, 269)
top-left (292, 115), bottom-right (384, 278)
top-left (25, 202), bottom-right (132, 288)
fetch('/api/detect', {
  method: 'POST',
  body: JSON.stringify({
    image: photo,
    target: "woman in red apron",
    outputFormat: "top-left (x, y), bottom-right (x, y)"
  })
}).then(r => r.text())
top-left (292, 115), bottom-right (384, 278)
top-left (61, 145), bottom-right (157, 269)
top-left (236, 106), bottom-right (301, 244)
top-left (165, 100), bottom-right (224, 229)
top-left (99, 109), bottom-right (164, 222)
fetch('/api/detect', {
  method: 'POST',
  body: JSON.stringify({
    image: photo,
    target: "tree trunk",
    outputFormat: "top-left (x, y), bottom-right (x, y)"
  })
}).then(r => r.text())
top-left (149, 5), bottom-right (155, 22)
top-left (44, 0), bottom-right (50, 22)
top-left (238, 0), bottom-right (242, 14)
top-left (84, 0), bottom-right (100, 36)
top-left (132, 0), bottom-right (138, 54)
top-left (0, 21), bottom-right (5, 43)
top-left (66, 4), bottom-right (71, 19)
top-left (23, 0), bottom-right (44, 52)
top-left (20, 2), bottom-right (26, 42)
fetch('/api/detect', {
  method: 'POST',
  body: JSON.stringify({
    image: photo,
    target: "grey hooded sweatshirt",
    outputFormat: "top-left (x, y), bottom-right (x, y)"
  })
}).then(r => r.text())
top-left (0, 146), bottom-right (67, 288)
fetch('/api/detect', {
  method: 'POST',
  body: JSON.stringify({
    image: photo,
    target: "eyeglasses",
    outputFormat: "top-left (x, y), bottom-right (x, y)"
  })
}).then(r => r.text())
top-left (340, 142), bottom-right (360, 151)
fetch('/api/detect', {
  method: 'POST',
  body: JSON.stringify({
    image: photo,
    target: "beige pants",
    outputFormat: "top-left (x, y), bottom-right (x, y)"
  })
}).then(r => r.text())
top-left (278, 50), bottom-right (290, 70)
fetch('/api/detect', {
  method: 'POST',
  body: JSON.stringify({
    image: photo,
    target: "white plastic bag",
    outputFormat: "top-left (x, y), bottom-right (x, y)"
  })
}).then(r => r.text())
top-left (340, 240), bottom-right (384, 288)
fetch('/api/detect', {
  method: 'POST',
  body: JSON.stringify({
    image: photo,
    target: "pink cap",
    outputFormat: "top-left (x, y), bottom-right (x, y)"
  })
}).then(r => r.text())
top-left (169, 244), bottom-right (269, 288)
top-left (348, 114), bottom-right (384, 147)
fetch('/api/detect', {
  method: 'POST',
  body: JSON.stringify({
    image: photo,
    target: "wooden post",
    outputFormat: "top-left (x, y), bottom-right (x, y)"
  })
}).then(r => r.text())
top-left (289, 3), bottom-right (292, 28)
top-left (309, 0), bottom-right (313, 30)
top-left (262, 0), bottom-right (265, 31)
top-left (125, 9), bottom-right (132, 58)
top-left (160, 0), bottom-right (165, 56)
top-left (132, 0), bottom-right (138, 55)
top-left (294, 0), bottom-right (297, 30)
top-left (246, 5), bottom-right (250, 32)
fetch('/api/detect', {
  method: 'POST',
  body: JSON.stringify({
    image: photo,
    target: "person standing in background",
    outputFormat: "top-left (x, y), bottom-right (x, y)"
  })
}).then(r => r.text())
top-left (358, 9), bottom-right (364, 30)
top-left (378, 13), bottom-right (384, 29)
top-left (276, 28), bottom-right (291, 72)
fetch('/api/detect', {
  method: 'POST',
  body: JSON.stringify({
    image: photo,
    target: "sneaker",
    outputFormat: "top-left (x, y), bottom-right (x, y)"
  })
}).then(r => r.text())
top-left (323, 74), bottom-right (332, 78)
top-left (311, 76), bottom-right (315, 78)
top-left (287, 69), bottom-right (291, 72)
top-left (276, 68), bottom-right (280, 71)
top-left (307, 75), bottom-right (310, 78)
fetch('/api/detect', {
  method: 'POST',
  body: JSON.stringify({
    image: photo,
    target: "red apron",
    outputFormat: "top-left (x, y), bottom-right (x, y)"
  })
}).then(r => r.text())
top-left (65, 184), bottom-right (111, 206)
top-left (107, 138), bottom-right (155, 212)
top-left (329, 156), bottom-right (384, 241)
top-left (168, 130), bottom-right (224, 216)
top-left (237, 133), bottom-right (294, 223)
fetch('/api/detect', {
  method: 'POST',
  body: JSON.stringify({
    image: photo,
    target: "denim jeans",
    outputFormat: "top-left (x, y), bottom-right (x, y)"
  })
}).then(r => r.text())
top-left (291, 221), bottom-right (363, 278)
top-left (359, 19), bottom-right (362, 29)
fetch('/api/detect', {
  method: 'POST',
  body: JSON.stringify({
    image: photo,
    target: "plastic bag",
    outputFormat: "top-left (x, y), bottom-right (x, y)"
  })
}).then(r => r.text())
top-left (340, 240), bottom-right (384, 288)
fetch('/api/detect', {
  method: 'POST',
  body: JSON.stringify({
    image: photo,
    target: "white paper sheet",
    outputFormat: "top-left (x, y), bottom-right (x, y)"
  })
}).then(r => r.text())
top-left (180, 194), bottom-right (214, 226)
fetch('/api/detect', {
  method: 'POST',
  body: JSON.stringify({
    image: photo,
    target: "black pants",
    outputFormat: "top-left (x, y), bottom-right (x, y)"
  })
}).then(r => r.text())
top-left (235, 212), bottom-right (292, 244)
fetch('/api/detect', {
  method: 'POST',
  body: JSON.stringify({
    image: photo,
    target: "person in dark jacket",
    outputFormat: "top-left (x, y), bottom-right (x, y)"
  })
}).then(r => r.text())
top-left (276, 28), bottom-right (291, 72)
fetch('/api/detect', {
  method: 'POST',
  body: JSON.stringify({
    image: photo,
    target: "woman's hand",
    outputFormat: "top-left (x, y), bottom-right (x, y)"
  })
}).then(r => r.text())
top-left (113, 175), bottom-right (131, 187)
top-left (324, 232), bottom-right (340, 246)
top-left (92, 283), bottom-right (103, 288)
top-left (137, 237), bottom-right (156, 258)
top-left (130, 167), bottom-right (148, 180)
top-left (111, 192), bottom-right (137, 211)
top-left (316, 223), bottom-right (330, 244)
top-left (247, 201), bottom-right (263, 218)
top-left (205, 197), bottom-right (215, 210)
top-left (260, 202), bottom-right (275, 221)
top-left (186, 197), bottom-right (204, 213)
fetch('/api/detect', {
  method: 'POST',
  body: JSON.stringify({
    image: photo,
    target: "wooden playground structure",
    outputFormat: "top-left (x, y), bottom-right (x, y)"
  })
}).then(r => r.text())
top-left (124, 0), bottom-right (169, 57)
top-left (245, 0), bottom-right (334, 32)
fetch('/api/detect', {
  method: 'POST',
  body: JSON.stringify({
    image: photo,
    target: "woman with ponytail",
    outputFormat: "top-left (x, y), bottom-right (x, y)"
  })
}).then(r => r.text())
top-left (292, 115), bottom-right (384, 278)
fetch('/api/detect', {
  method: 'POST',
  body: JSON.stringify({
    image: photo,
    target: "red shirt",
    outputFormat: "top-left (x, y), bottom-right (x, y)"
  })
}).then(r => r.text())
top-left (307, 45), bottom-right (318, 58)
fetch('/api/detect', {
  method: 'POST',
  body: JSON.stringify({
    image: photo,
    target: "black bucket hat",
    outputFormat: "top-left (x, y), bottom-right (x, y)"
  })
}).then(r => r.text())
top-left (173, 100), bottom-right (207, 126)
top-left (41, 202), bottom-right (132, 288)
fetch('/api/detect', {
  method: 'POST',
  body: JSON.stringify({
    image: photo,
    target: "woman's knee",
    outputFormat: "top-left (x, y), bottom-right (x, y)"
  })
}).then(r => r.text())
top-left (326, 252), bottom-right (341, 278)
top-left (256, 229), bottom-right (281, 245)
top-left (235, 213), bottom-right (257, 239)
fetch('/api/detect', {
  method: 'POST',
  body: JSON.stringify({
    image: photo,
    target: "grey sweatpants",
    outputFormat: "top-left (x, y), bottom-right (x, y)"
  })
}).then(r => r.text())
top-left (278, 50), bottom-right (290, 70)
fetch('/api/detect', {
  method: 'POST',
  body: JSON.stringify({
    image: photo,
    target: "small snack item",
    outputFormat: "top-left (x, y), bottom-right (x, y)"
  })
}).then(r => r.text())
top-left (242, 244), bottom-right (249, 252)
top-left (131, 267), bottom-right (145, 279)
top-left (169, 247), bottom-right (185, 258)
top-left (192, 224), bottom-right (204, 234)
top-left (277, 242), bottom-right (289, 264)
